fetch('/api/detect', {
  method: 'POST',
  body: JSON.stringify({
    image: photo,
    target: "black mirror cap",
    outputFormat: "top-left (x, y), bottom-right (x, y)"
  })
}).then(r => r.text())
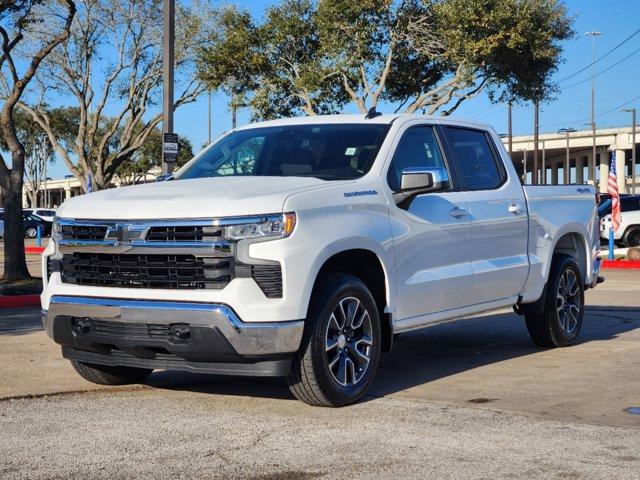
top-left (399, 167), bottom-right (448, 194)
top-left (401, 170), bottom-right (433, 191)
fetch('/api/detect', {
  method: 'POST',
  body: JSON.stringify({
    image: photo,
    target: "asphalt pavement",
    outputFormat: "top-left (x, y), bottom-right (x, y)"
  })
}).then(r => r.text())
top-left (0, 269), bottom-right (639, 479)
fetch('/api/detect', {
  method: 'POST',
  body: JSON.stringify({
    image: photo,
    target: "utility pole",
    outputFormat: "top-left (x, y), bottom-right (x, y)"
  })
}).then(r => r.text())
top-left (507, 103), bottom-right (513, 158)
top-left (542, 140), bottom-right (546, 185)
top-left (161, 0), bottom-right (175, 175)
top-left (586, 30), bottom-right (602, 187)
top-left (622, 108), bottom-right (636, 194)
top-left (208, 90), bottom-right (212, 145)
top-left (533, 101), bottom-right (539, 185)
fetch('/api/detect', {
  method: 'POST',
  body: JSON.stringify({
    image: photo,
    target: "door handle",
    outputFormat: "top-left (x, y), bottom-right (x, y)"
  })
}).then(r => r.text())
top-left (449, 207), bottom-right (467, 219)
top-left (508, 204), bottom-right (524, 214)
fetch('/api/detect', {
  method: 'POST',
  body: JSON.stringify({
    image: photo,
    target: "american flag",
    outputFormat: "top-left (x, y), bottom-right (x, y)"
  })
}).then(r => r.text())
top-left (607, 152), bottom-right (621, 232)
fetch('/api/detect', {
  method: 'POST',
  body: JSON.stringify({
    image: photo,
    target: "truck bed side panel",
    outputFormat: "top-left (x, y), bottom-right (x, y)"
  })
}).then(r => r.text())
top-left (520, 185), bottom-right (600, 303)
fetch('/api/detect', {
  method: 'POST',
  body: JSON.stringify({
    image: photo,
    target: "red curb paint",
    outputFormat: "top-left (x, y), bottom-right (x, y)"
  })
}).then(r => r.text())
top-left (24, 246), bottom-right (45, 254)
top-left (0, 294), bottom-right (41, 308)
top-left (601, 260), bottom-right (640, 270)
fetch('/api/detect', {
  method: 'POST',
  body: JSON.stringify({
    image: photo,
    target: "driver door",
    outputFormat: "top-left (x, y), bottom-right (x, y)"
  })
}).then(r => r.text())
top-left (387, 125), bottom-right (472, 321)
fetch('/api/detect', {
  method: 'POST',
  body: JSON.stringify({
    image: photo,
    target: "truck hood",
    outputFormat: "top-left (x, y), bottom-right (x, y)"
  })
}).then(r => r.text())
top-left (57, 176), bottom-right (345, 220)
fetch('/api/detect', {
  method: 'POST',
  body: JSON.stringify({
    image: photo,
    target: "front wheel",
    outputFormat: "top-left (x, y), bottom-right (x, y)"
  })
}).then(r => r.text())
top-left (525, 254), bottom-right (584, 347)
top-left (287, 274), bottom-right (381, 407)
top-left (25, 227), bottom-right (37, 238)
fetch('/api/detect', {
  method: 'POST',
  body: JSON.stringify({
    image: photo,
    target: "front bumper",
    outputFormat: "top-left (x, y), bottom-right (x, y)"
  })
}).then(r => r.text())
top-left (43, 296), bottom-right (304, 377)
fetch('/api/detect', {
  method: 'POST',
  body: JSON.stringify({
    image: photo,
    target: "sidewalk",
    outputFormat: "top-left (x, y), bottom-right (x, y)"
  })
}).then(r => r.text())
top-left (0, 239), bottom-right (44, 279)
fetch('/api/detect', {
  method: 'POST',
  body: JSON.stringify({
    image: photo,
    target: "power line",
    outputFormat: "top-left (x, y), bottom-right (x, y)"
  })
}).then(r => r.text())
top-left (562, 45), bottom-right (640, 89)
top-left (558, 27), bottom-right (640, 83)
top-left (543, 93), bottom-right (640, 128)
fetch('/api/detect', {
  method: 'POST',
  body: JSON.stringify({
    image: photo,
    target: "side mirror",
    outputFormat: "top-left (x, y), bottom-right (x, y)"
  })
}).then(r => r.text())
top-left (400, 167), bottom-right (448, 195)
top-left (155, 174), bottom-right (174, 182)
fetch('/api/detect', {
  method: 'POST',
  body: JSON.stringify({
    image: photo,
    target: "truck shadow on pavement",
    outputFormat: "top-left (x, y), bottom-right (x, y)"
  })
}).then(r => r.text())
top-left (149, 305), bottom-right (640, 402)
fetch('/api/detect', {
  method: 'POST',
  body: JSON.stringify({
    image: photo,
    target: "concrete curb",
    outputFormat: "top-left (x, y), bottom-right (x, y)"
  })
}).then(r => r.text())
top-left (0, 295), bottom-right (41, 308)
top-left (601, 260), bottom-right (640, 270)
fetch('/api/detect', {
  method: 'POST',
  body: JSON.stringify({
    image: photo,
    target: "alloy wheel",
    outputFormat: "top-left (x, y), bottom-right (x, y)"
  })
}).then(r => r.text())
top-left (325, 296), bottom-right (373, 387)
top-left (556, 269), bottom-right (581, 335)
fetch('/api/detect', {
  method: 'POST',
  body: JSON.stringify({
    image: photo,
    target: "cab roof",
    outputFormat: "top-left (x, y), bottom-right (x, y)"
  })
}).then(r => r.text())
top-left (235, 113), bottom-right (493, 132)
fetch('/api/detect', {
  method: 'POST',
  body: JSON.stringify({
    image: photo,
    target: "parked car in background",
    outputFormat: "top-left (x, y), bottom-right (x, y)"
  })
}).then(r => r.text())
top-left (42, 114), bottom-right (602, 407)
top-left (601, 208), bottom-right (640, 247)
top-left (0, 212), bottom-right (51, 238)
top-left (598, 195), bottom-right (640, 218)
top-left (25, 208), bottom-right (57, 224)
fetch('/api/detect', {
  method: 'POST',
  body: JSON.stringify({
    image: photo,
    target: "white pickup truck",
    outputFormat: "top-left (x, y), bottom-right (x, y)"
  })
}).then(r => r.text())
top-left (42, 114), bottom-right (602, 406)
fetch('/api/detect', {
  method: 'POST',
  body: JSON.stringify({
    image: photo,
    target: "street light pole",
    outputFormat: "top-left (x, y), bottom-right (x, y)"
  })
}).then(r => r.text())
top-left (507, 103), bottom-right (513, 158)
top-left (558, 128), bottom-right (576, 184)
top-left (622, 108), bottom-right (636, 194)
top-left (533, 101), bottom-right (539, 184)
top-left (161, 0), bottom-right (175, 175)
top-left (586, 30), bottom-right (602, 187)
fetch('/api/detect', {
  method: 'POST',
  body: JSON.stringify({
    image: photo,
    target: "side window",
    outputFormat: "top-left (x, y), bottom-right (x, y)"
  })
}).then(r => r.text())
top-left (445, 127), bottom-right (504, 190)
top-left (621, 197), bottom-right (640, 212)
top-left (387, 126), bottom-right (448, 192)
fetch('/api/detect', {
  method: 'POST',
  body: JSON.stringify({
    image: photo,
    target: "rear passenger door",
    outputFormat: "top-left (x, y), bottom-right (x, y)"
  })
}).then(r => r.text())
top-left (442, 126), bottom-right (528, 305)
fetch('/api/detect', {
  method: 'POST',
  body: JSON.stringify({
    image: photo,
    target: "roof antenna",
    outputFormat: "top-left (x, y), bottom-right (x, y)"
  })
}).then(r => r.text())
top-left (365, 107), bottom-right (382, 119)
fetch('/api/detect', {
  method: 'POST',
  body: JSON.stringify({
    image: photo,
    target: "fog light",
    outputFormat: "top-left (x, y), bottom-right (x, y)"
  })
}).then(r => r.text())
top-left (72, 317), bottom-right (92, 334)
top-left (171, 324), bottom-right (191, 341)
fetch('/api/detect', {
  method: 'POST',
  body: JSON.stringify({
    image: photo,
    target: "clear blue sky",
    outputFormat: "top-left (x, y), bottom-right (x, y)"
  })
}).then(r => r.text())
top-left (49, 0), bottom-right (640, 177)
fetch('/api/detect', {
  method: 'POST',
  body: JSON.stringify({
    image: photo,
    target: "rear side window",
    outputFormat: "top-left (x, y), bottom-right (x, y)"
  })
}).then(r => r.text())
top-left (387, 126), bottom-right (448, 192)
top-left (445, 127), bottom-right (504, 190)
top-left (621, 197), bottom-right (640, 212)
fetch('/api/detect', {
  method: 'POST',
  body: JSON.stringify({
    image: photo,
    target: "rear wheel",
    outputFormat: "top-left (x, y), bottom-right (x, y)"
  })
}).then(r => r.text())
top-left (525, 254), bottom-right (584, 348)
top-left (70, 360), bottom-right (153, 385)
top-left (287, 274), bottom-right (381, 407)
top-left (623, 227), bottom-right (640, 247)
top-left (25, 227), bottom-right (37, 238)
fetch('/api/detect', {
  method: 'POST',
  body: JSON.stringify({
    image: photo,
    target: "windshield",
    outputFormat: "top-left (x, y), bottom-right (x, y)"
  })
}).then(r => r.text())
top-left (177, 124), bottom-right (390, 181)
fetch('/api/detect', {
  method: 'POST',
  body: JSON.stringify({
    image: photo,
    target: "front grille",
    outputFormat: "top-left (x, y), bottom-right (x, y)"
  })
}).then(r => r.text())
top-left (59, 253), bottom-right (232, 289)
top-left (252, 264), bottom-right (283, 298)
top-left (146, 225), bottom-right (223, 242)
top-left (61, 224), bottom-right (108, 241)
top-left (75, 319), bottom-right (177, 340)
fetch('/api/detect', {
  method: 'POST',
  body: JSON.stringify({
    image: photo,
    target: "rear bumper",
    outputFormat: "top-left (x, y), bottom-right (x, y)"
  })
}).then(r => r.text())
top-left (43, 296), bottom-right (304, 377)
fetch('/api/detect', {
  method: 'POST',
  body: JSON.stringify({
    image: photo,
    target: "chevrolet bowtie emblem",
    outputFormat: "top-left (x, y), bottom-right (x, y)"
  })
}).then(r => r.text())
top-left (104, 224), bottom-right (149, 245)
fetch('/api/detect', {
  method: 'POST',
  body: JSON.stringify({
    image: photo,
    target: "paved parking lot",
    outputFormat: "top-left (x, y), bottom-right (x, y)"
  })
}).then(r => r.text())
top-left (0, 269), bottom-right (639, 478)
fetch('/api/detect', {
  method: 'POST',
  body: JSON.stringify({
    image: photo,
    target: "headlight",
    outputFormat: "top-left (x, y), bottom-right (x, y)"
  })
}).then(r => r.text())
top-left (223, 213), bottom-right (296, 241)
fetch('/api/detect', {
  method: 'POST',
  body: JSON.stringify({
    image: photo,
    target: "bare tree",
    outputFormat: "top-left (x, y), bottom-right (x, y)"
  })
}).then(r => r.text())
top-left (0, 0), bottom-right (76, 282)
top-left (19, 0), bottom-right (205, 192)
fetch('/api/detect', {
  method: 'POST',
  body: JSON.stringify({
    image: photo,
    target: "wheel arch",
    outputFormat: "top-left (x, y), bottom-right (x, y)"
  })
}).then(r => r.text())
top-left (551, 231), bottom-right (589, 284)
top-left (307, 246), bottom-right (394, 352)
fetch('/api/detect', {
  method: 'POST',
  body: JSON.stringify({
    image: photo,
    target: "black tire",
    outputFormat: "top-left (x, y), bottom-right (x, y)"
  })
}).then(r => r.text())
top-left (623, 226), bottom-right (640, 247)
top-left (70, 360), bottom-right (153, 385)
top-left (525, 254), bottom-right (584, 348)
top-left (25, 227), bottom-right (37, 238)
top-left (287, 273), bottom-right (382, 407)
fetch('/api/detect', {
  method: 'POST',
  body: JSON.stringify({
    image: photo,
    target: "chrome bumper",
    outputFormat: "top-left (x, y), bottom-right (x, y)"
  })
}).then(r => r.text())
top-left (43, 296), bottom-right (304, 376)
